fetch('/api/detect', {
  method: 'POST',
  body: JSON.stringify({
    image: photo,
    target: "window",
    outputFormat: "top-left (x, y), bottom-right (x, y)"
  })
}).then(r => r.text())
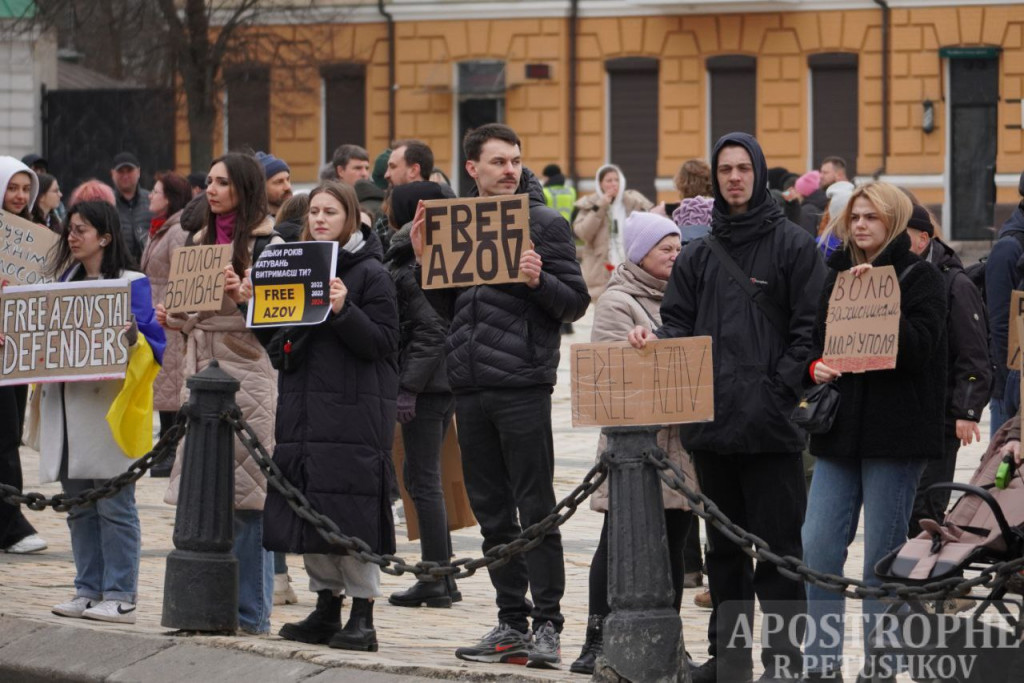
top-left (322, 63), bottom-right (367, 159)
top-left (809, 53), bottom-right (858, 177)
top-left (707, 55), bottom-right (756, 148)
top-left (225, 65), bottom-right (270, 152)
top-left (606, 57), bottom-right (659, 201)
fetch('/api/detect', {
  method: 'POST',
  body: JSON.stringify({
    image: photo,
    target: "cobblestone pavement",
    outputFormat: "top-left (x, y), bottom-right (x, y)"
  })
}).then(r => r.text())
top-left (0, 308), bottom-right (992, 681)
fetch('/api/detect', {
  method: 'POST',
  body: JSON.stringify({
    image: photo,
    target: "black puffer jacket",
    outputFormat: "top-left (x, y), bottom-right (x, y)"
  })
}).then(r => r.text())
top-left (658, 133), bottom-right (827, 455)
top-left (443, 167), bottom-right (590, 391)
top-left (923, 238), bottom-right (992, 427)
top-left (385, 223), bottom-right (450, 393)
top-left (808, 232), bottom-right (947, 461)
top-left (261, 228), bottom-right (400, 555)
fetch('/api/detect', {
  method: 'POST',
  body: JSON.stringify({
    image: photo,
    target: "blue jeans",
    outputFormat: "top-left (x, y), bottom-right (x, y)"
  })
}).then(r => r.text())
top-left (61, 477), bottom-right (141, 603)
top-left (235, 510), bottom-right (273, 633)
top-left (802, 457), bottom-right (926, 673)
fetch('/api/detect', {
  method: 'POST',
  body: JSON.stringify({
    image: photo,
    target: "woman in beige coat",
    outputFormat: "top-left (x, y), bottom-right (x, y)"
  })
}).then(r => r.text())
top-left (156, 153), bottom-right (282, 635)
top-left (139, 171), bottom-right (192, 477)
top-left (571, 211), bottom-right (700, 675)
top-left (572, 164), bottom-right (653, 300)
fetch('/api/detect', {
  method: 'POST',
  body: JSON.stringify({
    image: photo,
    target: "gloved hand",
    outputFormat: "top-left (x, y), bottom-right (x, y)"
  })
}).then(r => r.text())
top-left (397, 391), bottom-right (417, 424)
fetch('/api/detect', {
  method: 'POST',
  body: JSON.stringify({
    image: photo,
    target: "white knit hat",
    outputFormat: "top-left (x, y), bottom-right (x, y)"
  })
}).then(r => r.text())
top-left (623, 212), bottom-right (681, 265)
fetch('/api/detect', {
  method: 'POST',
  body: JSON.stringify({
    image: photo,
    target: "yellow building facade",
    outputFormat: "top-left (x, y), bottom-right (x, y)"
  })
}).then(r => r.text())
top-left (178, 1), bottom-right (1024, 240)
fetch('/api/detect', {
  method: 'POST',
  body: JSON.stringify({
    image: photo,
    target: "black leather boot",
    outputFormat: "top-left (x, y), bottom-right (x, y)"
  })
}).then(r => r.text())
top-left (569, 614), bottom-right (604, 674)
top-left (278, 589), bottom-right (342, 644)
top-left (389, 578), bottom-right (451, 608)
top-left (329, 598), bottom-right (377, 651)
top-left (445, 573), bottom-right (463, 603)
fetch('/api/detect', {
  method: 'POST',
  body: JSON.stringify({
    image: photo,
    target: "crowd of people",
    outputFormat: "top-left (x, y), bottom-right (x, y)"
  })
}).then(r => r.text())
top-left (2, 124), bottom-right (1024, 682)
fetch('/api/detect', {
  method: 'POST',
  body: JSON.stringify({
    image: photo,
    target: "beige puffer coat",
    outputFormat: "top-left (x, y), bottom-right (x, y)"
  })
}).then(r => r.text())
top-left (163, 217), bottom-right (280, 511)
top-left (589, 260), bottom-right (700, 512)
top-left (573, 189), bottom-right (652, 300)
top-left (140, 210), bottom-right (188, 412)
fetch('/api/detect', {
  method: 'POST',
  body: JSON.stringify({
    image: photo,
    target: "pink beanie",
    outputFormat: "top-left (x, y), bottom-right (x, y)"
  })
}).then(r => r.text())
top-left (795, 171), bottom-right (821, 198)
top-left (623, 212), bottom-right (681, 265)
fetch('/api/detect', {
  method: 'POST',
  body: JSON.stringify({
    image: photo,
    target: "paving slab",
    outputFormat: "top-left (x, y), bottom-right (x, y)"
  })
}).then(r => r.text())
top-left (107, 641), bottom-right (323, 682)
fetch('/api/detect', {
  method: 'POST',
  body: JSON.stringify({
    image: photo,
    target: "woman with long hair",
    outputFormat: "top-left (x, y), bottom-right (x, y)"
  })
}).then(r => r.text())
top-left (251, 181), bottom-right (398, 651)
top-left (0, 156), bottom-right (47, 556)
top-left (573, 164), bottom-right (653, 300)
top-left (140, 171), bottom-right (192, 478)
top-left (31, 172), bottom-right (63, 230)
top-left (802, 182), bottom-right (947, 680)
top-left (37, 200), bottom-right (165, 622)
top-left (156, 152), bottom-right (280, 635)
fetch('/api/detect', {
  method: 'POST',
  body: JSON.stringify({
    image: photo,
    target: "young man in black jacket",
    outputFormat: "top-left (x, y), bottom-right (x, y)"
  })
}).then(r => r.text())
top-left (904, 205), bottom-right (992, 536)
top-left (411, 124), bottom-right (590, 668)
top-left (631, 132), bottom-right (826, 682)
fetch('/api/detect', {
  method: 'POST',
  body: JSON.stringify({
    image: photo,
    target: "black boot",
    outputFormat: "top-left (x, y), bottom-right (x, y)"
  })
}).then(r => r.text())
top-left (388, 579), bottom-right (451, 608)
top-left (279, 589), bottom-right (342, 644)
top-left (329, 598), bottom-right (377, 651)
top-left (569, 614), bottom-right (604, 675)
top-left (444, 573), bottom-right (462, 603)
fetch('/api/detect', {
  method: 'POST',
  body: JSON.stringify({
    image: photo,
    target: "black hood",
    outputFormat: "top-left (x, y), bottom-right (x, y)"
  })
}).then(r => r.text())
top-left (926, 236), bottom-right (964, 272)
top-left (467, 166), bottom-right (547, 209)
top-left (710, 132), bottom-right (787, 245)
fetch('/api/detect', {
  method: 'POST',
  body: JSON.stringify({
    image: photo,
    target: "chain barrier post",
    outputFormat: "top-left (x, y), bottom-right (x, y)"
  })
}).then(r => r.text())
top-left (596, 426), bottom-right (689, 683)
top-left (161, 360), bottom-right (240, 632)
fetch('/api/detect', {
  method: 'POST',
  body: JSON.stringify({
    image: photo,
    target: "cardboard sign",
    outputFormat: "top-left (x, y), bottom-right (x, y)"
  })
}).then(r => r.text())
top-left (822, 265), bottom-right (901, 373)
top-left (246, 241), bottom-right (339, 328)
top-left (570, 336), bottom-right (714, 427)
top-left (1007, 291), bottom-right (1024, 369)
top-left (0, 280), bottom-right (131, 386)
top-left (421, 194), bottom-right (530, 290)
top-left (392, 418), bottom-right (476, 541)
top-left (0, 209), bottom-right (59, 287)
top-left (164, 244), bottom-right (232, 313)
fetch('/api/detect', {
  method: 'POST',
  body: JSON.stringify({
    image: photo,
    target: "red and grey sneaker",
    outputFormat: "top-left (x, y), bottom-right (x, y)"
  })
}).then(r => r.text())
top-left (526, 620), bottom-right (561, 669)
top-left (455, 623), bottom-right (532, 664)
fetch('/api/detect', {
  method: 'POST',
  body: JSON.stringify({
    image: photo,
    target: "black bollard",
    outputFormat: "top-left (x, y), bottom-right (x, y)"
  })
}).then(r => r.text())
top-left (161, 360), bottom-right (240, 632)
top-left (595, 426), bottom-right (689, 683)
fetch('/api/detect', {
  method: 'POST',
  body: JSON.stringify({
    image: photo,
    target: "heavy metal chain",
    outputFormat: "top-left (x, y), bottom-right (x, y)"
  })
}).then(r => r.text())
top-left (647, 449), bottom-right (1024, 602)
top-left (0, 411), bottom-right (188, 513)
top-left (226, 409), bottom-right (606, 580)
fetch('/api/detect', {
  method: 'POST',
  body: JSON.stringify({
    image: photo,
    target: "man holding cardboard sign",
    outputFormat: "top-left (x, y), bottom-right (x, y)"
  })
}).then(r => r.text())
top-left (411, 124), bottom-right (589, 668)
top-left (630, 133), bottom-right (825, 682)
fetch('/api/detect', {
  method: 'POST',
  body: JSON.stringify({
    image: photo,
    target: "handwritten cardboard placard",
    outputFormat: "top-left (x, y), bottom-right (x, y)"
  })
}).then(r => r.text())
top-left (0, 209), bottom-right (59, 287)
top-left (570, 336), bottom-right (714, 427)
top-left (822, 265), bottom-right (901, 373)
top-left (0, 279), bottom-right (131, 386)
top-left (1007, 291), bottom-right (1024, 369)
top-left (164, 244), bottom-right (232, 313)
top-left (421, 194), bottom-right (530, 290)
top-left (246, 241), bottom-right (339, 328)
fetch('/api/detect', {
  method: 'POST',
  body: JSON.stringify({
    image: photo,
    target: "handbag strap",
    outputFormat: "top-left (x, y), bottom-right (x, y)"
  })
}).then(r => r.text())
top-left (626, 294), bottom-right (660, 328)
top-left (702, 234), bottom-right (789, 338)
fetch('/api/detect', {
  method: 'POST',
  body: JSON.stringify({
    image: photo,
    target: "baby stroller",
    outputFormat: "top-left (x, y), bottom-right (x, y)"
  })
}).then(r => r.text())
top-left (864, 419), bottom-right (1024, 683)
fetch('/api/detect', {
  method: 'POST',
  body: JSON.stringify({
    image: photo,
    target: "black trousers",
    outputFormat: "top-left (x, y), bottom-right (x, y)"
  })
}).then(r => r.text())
top-left (0, 385), bottom-right (38, 547)
top-left (400, 392), bottom-right (456, 564)
top-left (456, 387), bottom-right (565, 633)
top-left (589, 508), bottom-right (692, 617)
top-left (693, 450), bottom-right (807, 677)
top-left (907, 430), bottom-right (962, 538)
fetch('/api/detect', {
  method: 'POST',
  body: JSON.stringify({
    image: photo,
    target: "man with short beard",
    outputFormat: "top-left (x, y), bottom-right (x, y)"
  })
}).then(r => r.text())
top-left (256, 151), bottom-right (292, 218)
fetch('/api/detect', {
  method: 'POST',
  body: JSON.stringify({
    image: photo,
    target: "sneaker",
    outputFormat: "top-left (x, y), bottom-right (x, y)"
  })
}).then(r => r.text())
top-left (455, 623), bottom-right (531, 664)
top-left (527, 620), bottom-right (561, 669)
top-left (52, 596), bottom-right (95, 618)
top-left (4, 534), bottom-right (47, 554)
top-left (82, 599), bottom-right (137, 624)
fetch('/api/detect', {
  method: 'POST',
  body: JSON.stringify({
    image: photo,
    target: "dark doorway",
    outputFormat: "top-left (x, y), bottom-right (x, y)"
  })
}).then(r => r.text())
top-left (707, 55), bottom-right (757, 148)
top-left (322, 63), bottom-right (366, 159)
top-left (606, 57), bottom-right (659, 202)
top-left (949, 57), bottom-right (999, 240)
top-left (456, 61), bottom-right (506, 196)
top-left (225, 65), bottom-right (270, 153)
top-left (43, 88), bottom-right (175, 194)
top-left (810, 53), bottom-right (859, 177)
top-left (458, 99), bottom-right (502, 195)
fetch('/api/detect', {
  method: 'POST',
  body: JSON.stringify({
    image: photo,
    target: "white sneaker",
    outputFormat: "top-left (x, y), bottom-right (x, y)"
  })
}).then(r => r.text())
top-left (82, 599), bottom-right (137, 624)
top-left (52, 596), bottom-right (95, 618)
top-left (4, 534), bottom-right (47, 554)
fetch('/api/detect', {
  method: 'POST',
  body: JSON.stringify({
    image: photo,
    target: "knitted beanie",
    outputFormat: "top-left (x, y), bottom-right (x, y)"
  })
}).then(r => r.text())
top-left (623, 211), bottom-right (681, 265)
top-left (826, 181), bottom-right (855, 219)
top-left (795, 170), bottom-right (821, 198)
top-left (672, 195), bottom-right (714, 228)
top-left (372, 149), bottom-right (391, 190)
top-left (255, 151), bottom-right (289, 179)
